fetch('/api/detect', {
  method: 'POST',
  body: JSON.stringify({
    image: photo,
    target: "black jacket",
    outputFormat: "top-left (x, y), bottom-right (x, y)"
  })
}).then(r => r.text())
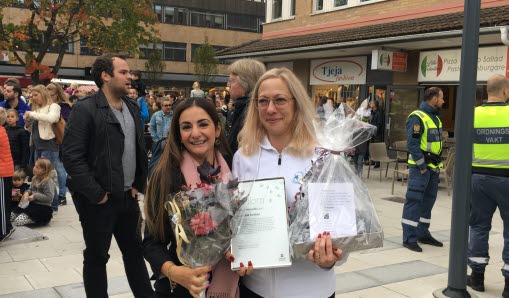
top-left (370, 108), bottom-right (384, 141)
top-left (227, 96), bottom-right (249, 154)
top-left (62, 90), bottom-right (148, 204)
top-left (142, 168), bottom-right (194, 297)
top-left (5, 125), bottom-right (29, 168)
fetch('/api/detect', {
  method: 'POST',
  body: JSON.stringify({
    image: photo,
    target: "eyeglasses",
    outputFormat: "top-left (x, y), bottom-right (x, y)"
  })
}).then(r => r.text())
top-left (256, 97), bottom-right (294, 110)
top-left (162, 104), bottom-right (171, 107)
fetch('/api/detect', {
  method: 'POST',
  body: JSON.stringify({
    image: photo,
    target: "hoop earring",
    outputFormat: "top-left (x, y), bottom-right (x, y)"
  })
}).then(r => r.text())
top-left (214, 138), bottom-right (220, 146)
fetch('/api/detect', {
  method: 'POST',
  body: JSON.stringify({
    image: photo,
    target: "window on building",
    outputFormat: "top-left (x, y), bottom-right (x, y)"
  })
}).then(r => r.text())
top-left (226, 14), bottom-right (259, 32)
top-left (190, 11), bottom-right (225, 29)
top-left (48, 38), bottom-right (74, 54)
top-left (314, 0), bottom-right (385, 12)
top-left (163, 42), bottom-right (187, 61)
top-left (290, 0), bottom-right (296, 16)
top-left (164, 7), bottom-right (188, 25)
top-left (272, 0), bottom-right (282, 19)
top-left (80, 36), bottom-right (102, 56)
top-left (154, 5), bottom-right (163, 22)
top-left (139, 43), bottom-right (163, 60)
top-left (334, 0), bottom-right (348, 7)
top-left (191, 44), bottom-right (228, 64)
top-left (316, 0), bottom-right (324, 11)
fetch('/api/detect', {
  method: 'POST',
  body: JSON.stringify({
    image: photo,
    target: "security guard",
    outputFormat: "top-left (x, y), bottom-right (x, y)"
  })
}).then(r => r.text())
top-left (402, 87), bottom-right (444, 252)
top-left (467, 74), bottom-right (509, 297)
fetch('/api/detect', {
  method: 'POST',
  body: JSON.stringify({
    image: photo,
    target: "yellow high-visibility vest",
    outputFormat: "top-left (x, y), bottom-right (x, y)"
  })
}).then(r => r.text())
top-left (407, 110), bottom-right (443, 169)
top-left (472, 104), bottom-right (509, 169)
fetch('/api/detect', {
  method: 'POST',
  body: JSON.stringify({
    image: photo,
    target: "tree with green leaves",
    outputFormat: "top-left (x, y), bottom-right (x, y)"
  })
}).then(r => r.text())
top-left (144, 46), bottom-right (165, 88)
top-left (0, 0), bottom-right (158, 84)
top-left (193, 38), bottom-right (218, 88)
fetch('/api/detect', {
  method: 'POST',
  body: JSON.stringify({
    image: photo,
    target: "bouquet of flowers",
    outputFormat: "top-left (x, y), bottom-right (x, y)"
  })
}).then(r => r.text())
top-left (288, 103), bottom-right (384, 260)
top-left (165, 163), bottom-right (247, 268)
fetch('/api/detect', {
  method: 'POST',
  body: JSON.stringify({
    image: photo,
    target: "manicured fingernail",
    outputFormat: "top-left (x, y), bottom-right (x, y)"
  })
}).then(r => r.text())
top-left (327, 232), bottom-right (330, 236)
top-left (332, 246), bottom-right (338, 252)
top-left (229, 256), bottom-right (235, 262)
top-left (206, 273), bottom-right (210, 278)
top-left (210, 266), bottom-right (214, 271)
top-left (318, 233), bottom-right (322, 238)
top-left (206, 284), bottom-right (210, 289)
top-left (240, 262), bottom-right (245, 268)
top-left (248, 261), bottom-right (253, 267)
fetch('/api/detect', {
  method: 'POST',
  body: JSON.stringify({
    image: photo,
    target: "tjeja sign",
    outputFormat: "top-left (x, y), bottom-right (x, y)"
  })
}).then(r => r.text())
top-left (310, 56), bottom-right (367, 85)
top-left (418, 46), bottom-right (509, 82)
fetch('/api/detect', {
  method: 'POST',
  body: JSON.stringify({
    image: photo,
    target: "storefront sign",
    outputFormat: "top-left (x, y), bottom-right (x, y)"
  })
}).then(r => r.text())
top-left (310, 56), bottom-right (367, 85)
top-left (371, 50), bottom-right (408, 72)
top-left (418, 46), bottom-right (509, 82)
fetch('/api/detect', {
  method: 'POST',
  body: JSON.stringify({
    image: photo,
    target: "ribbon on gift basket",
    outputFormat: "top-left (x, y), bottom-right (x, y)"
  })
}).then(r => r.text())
top-left (165, 197), bottom-right (192, 267)
top-left (314, 147), bottom-right (344, 158)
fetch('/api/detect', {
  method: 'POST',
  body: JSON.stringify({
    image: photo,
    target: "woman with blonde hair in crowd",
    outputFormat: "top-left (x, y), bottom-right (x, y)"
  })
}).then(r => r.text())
top-left (23, 85), bottom-right (65, 211)
top-left (46, 83), bottom-right (72, 121)
top-left (190, 81), bottom-right (205, 98)
top-left (230, 68), bottom-right (346, 298)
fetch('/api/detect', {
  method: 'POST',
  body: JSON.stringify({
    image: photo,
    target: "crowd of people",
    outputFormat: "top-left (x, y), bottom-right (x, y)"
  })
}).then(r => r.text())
top-left (0, 52), bottom-right (508, 298)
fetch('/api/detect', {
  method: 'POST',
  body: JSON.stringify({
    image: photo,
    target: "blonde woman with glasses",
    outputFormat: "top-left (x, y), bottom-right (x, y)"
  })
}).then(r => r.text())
top-left (230, 68), bottom-right (346, 298)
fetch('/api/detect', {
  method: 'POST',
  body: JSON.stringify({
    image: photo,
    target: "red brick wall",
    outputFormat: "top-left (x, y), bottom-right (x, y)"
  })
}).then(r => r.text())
top-left (263, 0), bottom-right (508, 39)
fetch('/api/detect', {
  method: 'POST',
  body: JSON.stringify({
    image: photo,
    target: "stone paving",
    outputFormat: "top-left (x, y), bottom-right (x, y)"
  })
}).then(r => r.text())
top-left (0, 165), bottom-right (505, 298)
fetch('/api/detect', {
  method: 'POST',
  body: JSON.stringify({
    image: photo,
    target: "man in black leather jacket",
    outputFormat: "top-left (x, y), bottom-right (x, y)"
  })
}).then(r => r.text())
top-left (62, 54), bottom-right (153, 298)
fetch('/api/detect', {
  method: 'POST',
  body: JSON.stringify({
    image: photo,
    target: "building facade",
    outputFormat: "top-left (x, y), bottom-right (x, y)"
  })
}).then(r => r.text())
top-left (0, 0), bottom-right (265, 95)
top-left (217, 0), bottom-right (509, 145)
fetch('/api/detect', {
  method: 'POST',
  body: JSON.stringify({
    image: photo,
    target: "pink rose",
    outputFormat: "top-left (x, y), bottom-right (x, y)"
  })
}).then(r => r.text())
top-left (190, 212), bottom-right (218, 236)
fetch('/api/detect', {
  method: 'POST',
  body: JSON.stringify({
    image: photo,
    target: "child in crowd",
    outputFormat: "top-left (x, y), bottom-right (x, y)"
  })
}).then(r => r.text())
top-left (0, 107), bottom-right (15, 241)
top-left (10, 170), bottom-right (29, 213)
top-left (5, 109), bottom-right (29, 170)
top-left (11, 158), bottom-right (55, 226)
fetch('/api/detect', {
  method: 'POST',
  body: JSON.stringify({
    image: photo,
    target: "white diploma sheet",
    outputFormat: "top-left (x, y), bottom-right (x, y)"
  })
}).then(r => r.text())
top-left (308, 183), bottom-right (357, 240)
top-left (231, 177), bottom-right (291, 270)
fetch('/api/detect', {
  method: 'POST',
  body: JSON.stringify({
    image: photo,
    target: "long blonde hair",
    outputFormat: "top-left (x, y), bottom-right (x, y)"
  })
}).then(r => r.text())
top-left (30, 85), bottom-right (52, 111)
top-left (46, 83), bottom-right (72, 106)
top-left (33, 158), bottom-right (54, 188)
top-left (238, 67), bottom-right (316, 157)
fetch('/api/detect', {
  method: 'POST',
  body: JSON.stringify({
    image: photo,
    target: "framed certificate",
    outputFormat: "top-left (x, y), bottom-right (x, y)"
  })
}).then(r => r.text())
top-left (231, 177), bottom-right (292, 270)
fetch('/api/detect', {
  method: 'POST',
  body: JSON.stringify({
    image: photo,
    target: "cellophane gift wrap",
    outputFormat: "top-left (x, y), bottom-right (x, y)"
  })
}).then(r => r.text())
top-left (165, 177), bottom-right (247, 268)
top-left (288, 104), bottom-right (384, 260)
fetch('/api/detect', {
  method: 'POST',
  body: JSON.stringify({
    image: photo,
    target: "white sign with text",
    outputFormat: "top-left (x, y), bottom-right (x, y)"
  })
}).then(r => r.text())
top-left (310, 56), bottom-right (367, 85)
top-left (418, 46), bottom-right (509, 82)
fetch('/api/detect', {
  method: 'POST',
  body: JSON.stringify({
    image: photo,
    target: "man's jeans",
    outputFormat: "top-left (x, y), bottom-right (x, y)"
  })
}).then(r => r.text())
top-left (73, 191), bottom-right (153, 298)
top-left (34, 150), bottom-right (67, 211)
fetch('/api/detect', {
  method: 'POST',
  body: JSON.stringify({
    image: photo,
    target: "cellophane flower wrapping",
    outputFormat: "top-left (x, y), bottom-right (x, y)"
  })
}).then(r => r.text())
top-left (288, 103), bottom-right (384, 260)
top-left (166, 175), bottom-right (247, 268)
